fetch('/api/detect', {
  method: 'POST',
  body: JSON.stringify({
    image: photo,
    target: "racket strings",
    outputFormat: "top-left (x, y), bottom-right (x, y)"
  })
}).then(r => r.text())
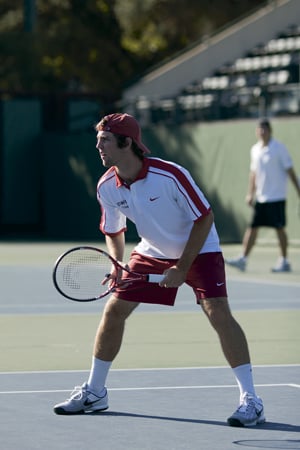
top-left (55, 250), bottom-right (112, 300)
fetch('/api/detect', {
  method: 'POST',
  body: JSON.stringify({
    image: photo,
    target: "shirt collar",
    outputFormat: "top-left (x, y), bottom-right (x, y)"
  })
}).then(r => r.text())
top-left (114, 158), bottom-right (150, 188)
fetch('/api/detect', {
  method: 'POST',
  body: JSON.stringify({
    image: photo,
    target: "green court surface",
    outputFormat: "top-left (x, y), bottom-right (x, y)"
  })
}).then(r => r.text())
top-left (0, 310), bottom-right (299, 372)
top-left (0, 242), bottom-right (299, 372)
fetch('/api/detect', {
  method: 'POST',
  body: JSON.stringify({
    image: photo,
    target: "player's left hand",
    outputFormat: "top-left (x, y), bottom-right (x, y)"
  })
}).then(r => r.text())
top-left (159, 266), bottom-right (187, 288)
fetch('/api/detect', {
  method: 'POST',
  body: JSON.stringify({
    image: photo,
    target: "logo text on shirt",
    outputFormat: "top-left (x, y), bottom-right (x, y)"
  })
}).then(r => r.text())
top-left (116, 200), bottom-right (129, 208)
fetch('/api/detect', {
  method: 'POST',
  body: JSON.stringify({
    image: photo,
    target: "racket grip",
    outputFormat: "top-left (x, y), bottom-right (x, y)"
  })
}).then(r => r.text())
top-left (148, 274), bottom-right (165, 283)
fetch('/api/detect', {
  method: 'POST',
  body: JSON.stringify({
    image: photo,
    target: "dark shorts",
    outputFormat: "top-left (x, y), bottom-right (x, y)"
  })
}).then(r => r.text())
top-left (250, 200), bottom-right (286, 228)
top-left (114, 251), bottom-right (227, 306)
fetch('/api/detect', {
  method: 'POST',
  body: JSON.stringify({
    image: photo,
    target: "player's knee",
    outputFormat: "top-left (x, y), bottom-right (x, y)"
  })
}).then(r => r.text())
top-left (202, 297), bottom-right (232, 329)
top-left (103, 296), bottom-right (135, 323)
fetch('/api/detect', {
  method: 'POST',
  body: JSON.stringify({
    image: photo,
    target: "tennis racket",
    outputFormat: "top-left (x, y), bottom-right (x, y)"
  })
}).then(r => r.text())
top-left (53, 246), bottom-right (165, 302)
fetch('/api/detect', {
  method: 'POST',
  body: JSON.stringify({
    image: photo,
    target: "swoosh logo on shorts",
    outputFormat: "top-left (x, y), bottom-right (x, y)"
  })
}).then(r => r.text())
top-left (216, 282), bottom-right (224, 287)
top-left (150, 197), bottom-right (160, 202)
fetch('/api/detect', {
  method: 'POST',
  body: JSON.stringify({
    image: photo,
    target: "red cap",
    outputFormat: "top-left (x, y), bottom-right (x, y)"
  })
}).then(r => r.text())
top-left (98, 113), bottom-right (151, 154)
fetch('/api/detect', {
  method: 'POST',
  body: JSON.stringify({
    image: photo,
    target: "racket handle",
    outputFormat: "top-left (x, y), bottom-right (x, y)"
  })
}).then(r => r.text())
top-left (147, 274), bottom-right (165, 283)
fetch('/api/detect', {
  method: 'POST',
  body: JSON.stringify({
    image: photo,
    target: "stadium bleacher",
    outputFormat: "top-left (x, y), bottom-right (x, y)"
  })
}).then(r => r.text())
top-left (133, 24), bottom-right (300, 124)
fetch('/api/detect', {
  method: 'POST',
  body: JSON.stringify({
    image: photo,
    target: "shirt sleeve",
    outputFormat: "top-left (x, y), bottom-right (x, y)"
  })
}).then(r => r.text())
top-left (277, 141), bottom-right (293, 170)
top-left (97, 185), bottom-right (127, 236)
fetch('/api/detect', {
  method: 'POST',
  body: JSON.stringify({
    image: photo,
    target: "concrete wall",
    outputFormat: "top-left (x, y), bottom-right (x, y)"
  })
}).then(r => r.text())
top-left (142, 117), bottom-right (300, 244)
top-left (0, 99), bottom-right (42, 228)
top-left (41, 117), bottom-right (300, 243)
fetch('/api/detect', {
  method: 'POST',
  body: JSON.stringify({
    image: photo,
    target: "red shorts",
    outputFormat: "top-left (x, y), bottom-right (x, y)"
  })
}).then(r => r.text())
top-left (114, 251), bottom-right (227, 306)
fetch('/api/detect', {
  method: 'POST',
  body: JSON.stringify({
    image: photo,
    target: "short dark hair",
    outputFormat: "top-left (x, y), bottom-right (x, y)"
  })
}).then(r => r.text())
top-left (114, 134), bottom-right (144, 160)
top-left (258, 118), bottom-right (271, 131)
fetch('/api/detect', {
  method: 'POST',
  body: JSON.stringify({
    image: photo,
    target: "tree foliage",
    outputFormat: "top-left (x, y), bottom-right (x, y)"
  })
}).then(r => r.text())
top-left (0, 0), bottom-right (132, 100)
top-left (116, 0), bottom-right (265, 58)
top-left (0, 0), bottom-right (265, 99)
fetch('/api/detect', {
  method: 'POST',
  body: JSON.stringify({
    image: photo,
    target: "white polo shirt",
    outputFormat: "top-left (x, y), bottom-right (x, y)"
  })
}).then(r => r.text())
top-left (97, 157), bottom-right (221, 259)
top-left (250, 138), bottom-right (293, 203)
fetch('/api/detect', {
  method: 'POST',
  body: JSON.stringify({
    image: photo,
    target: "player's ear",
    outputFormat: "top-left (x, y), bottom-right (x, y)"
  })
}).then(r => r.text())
top-left (122, 136), bottom-right (132, 150)
top-left (124, 137), bottom-right (132, 149)
top-left (119, 136), bottom-right (132, 149)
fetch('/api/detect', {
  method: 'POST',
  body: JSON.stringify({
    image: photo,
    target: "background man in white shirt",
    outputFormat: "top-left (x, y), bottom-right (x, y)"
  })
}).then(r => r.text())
top-left (226, 119), bottom-right (300, 273)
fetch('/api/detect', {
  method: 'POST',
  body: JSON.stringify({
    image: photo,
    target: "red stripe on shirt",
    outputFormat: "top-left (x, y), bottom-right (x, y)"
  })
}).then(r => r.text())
top-left (147, 159), bottom-right (209, 217)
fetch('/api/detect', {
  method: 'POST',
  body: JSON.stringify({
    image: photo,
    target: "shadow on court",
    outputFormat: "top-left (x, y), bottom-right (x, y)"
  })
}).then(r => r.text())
top-left (0, 243), bottom-right (299, 449)
top-left (233, 440), bottom-right (300, 449)
top-left (90, 411), bottom-right (300, 433)
top-left (1, 366), bottom-right (299, 450)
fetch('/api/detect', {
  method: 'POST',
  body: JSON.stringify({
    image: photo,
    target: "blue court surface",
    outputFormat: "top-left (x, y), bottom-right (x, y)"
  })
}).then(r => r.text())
top-left (0, 243), bottom-right (299, 449)
top-left (1, 365), bottom-right (300, 450)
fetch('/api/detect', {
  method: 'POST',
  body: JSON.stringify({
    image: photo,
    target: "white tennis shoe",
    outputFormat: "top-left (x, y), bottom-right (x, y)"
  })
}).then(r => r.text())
top-left (227, 393), bottom-right (265, 427)
top-left (53, 382), bottom-right (109, 415)
top-left (225, 257), bottom-right (246, 272)
top-left (271, 260), bottom-right (291, 273)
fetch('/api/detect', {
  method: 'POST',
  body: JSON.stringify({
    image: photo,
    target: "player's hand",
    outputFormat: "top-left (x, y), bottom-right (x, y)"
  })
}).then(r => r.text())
top-left (101, 264), bottom-right (122, 286)
top-left (159, 266), bottom-right (186, 288)
top-left (245, 194), bottom-right (254, 207)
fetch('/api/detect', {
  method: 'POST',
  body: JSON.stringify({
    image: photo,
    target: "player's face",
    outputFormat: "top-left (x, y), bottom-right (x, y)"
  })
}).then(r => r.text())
top-left (96, 131), bottom-right (124, 167)
top-left (256, 125), bottom-right (271, 142)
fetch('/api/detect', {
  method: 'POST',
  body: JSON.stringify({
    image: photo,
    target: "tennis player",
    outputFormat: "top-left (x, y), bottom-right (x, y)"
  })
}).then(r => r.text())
top-left (53, 113), bottom-right (265, 427)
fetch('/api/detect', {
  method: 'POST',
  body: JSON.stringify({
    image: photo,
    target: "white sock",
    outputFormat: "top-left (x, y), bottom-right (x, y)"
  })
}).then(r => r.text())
top-left (87, 357), bottom-right (112, 396)
top-left (233, 363), bottom-right (256, 400)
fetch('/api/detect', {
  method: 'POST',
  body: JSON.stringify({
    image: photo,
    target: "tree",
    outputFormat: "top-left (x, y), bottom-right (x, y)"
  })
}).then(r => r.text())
top-left (114, 0), bottom-right (266, 64)
top-left (0, 0), bottom-right (266, 97)
top-left (0, 0), bottom-right (133, 100)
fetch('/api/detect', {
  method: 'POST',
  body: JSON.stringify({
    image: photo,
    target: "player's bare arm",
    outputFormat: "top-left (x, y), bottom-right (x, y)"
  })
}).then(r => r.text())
top-left (159, 211), bottom-right (214, 288)
top-left (105, 233), bottom-right (125, 261)
top-left (245, 171), bottom-right (256, 206)
top-left (105, 233), bottom-right (125, 281)
top-left (287, 167), bottom-right (300, 197)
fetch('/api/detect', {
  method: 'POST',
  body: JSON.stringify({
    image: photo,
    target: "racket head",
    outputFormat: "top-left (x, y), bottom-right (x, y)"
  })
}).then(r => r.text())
top-left (53, 246), bottom-right (117, 302)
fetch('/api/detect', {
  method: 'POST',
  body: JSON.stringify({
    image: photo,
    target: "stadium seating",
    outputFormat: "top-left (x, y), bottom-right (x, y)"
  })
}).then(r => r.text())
top-left (135, 24), bottom-right (300, 124)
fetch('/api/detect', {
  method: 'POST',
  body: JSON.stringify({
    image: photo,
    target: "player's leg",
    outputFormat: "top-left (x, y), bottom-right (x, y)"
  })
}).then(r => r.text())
top-left (225, 226), bottom-right (258, 271)
top-left (276, 227), bottom-right (288, 258)
top-left (200, 297), bottom-right (265, 427)
top-left (225, 202), bottom-right (264, 272)
top-left (242, 226), bottom-right (258, 257)
top-left (189, 255), bottom-right (264, 427)
top-left (272, 227), bottom-right (291, 272)
top-left (200, 297), bottom-right (250, 367)
top-left (271, 201), bottom-right (291, 272)
top-left (53, 296), bottom-right (139, 415)
top-left (93, 295), bottom-right (139, 361)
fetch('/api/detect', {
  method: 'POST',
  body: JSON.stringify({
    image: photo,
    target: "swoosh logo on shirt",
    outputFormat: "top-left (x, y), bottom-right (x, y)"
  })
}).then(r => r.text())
top-left (216, 282), bottom-right (224, 287)
top-left (150, 196), bottom-right (160, 202)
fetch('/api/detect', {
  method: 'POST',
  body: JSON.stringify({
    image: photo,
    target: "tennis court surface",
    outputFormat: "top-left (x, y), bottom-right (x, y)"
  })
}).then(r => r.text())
top-left (0, 242), bottom-right (299, 449)
top-left (1, 366), bottom-right (299, 450)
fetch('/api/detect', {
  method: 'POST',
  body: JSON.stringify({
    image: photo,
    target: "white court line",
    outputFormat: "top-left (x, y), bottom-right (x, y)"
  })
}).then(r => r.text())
top-left (226, 275), bottom-right (300, 288)
top-left (0, 363), bottom-right (299, 375)
top-left (0, 383), bottom-right (298, 395)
